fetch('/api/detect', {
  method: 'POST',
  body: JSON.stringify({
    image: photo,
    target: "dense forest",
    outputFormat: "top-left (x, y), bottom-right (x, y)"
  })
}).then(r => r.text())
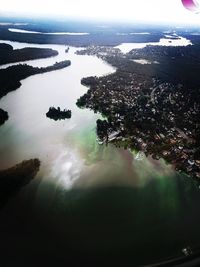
top-left (0, 26), bottom-right (163, 46)
top-left (0, 60), bottom-right (71, 99)
top-left (0, 61), bottom-right (71, 125)
top-left (0, 43), bottom-right (58, 65)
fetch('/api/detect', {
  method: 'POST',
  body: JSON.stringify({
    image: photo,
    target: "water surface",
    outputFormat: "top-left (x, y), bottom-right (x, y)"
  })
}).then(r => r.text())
top-left (8, 28), bottom-right (89, 35)
top-left (116, 35), bottom-right (192, 53)
top-left (0, 40), bottom-right (200, 266)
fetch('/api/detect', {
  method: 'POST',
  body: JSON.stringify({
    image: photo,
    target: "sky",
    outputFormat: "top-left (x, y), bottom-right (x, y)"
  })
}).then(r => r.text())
top-left (1, 0), bottom-right (200, 25)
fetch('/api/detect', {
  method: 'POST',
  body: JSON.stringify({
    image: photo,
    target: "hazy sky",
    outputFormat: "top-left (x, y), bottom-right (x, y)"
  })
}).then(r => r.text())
top-left (1, 0), bottom-right (200, 25)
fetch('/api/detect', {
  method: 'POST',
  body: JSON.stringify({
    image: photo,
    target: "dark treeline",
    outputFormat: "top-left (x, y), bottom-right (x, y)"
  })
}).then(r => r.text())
top-left (0, 108), bottom-right (8, 125)
top-left (128, 44), bottom-right (200, 62)
top-left (0, 60), bottom-right (71, 99)
top-left (0, 60), bottom-right (71, 126)
top-left (0, 43), bottom-right (58, 65)
top-left (0, 159), bottom-right (40, 208)
top-left (0, 27), bottom-right (163, 46)
top-left (46, 107), bottom-right (72, 120)
top-left (105, 55), bottom-right (200, 92)
top-left (126, 44), bottom-right (200, 90)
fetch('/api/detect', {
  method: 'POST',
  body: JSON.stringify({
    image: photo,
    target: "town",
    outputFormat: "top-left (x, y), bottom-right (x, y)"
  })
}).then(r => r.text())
top-left (76, 45), bottom-right (200, 180)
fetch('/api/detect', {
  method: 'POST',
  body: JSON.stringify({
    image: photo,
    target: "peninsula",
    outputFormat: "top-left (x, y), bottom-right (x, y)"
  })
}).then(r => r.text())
top-left (0, 108), bottom-right (8, 126)
top-left (0, 60), bottom-right (71, 126)
top-left (0, 43), bottom-right (58, 65)
top-left (0, 159), bottom-right (40, 208)
top-left (76, 45), bottom-right (200, 180)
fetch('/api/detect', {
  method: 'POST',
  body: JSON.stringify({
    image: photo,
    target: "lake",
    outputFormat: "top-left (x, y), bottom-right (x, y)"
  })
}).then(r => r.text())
top-left (8, 28), bottom-right (90, 35)
top-left (116, 35), bottom-right (192, 53)
top-left (0, 40), bottom-right (200, 266)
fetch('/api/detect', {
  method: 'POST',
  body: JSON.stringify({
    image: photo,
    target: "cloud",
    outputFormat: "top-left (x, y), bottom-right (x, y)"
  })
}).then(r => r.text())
top-left (1, 0), bottom-right (200, 25)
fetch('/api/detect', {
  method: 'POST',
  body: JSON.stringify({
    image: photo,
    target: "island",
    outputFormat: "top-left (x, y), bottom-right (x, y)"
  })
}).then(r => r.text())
top-left (0, 43), bottom-right (58, 65)
top-left (46, 106), bottom-right (71, 120)
top-left (0, 108), bottom-right (8, 126)
top-left (0, 60), bottom-right (71, 126)
top-left (0, 60), bottom-right (71, 99)
top-left (0, 159), bottom-right (40, 208)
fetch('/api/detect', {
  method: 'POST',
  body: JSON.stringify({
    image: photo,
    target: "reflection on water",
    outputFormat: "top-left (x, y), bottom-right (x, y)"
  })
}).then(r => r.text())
top-left (31, 171), bottom-right (200, 266)
top-left (0, 39), bottom-right (200, 265)
top-left (0, 40), bottom-right (177, 190)
top-left (0, 41), bottom-right (115, 174)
